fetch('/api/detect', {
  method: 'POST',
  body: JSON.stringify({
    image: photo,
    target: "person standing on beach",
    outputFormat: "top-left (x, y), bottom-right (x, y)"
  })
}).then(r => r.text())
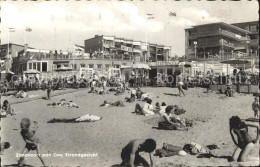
top-left (46, 83), bottom-right (52, 100)
top-left (252, 97), bottom-right (259, 119)
top-left (18, 118), bottom-right (46, 166)
top-left (229, 116), bottom-right (259, 162)
top-left (177, 75), bottom-right (185, 97)
top-left (120, 139), bottom-right (156, 167)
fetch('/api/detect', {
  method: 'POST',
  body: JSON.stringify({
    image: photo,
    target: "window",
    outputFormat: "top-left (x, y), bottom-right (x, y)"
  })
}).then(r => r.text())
top-left (73, 64), bottom-right (77, 70)
top-left (105, 64), bottom-right (110, 70)
top-left (89, 64), bottom-right (94, 68)
top-left (250, 25), bottom-right (257, 32)
top-left (80, 64), bottom-right (86, 68)
top-left (97, 64), bottom-right (102, 69)
top-left (33, 62), bottom-right (37, 70)
top-left (37, 62), bottom-right (41, 71)
top-left (42, 62), bottom-right (47, 72)
top-left (29, 63), bottom-right (32, 70)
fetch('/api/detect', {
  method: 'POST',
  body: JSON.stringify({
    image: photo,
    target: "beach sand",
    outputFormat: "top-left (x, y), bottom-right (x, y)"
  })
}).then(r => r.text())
top-left (1, 87), bottom-right (259, 166)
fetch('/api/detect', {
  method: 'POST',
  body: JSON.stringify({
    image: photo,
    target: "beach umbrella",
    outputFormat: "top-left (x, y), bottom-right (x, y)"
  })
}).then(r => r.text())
top-left (23, 69), bottom-right (40, 74)
top-left (131, 63), bottom-right (151, 70)
top-left (220, 59), bottom-right (249, 65)
top-left (0, 70), bottom-right (15, 74)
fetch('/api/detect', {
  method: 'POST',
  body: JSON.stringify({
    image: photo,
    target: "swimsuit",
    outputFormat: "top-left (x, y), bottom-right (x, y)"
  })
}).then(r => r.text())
top-left (234, 123), bottom-right (253, 149)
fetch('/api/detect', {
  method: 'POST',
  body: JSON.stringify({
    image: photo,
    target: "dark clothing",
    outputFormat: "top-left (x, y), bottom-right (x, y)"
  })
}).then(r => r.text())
top-left (121, 140), bottom-right (149, 167)
top-left (233, 122), bottom-right (253, 149)
top-left (158, 121), bottom-right (179, 130)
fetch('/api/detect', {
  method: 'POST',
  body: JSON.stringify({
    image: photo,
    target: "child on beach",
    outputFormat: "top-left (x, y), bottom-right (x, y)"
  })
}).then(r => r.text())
top-left (252, 97), bottom-right (259, 119)
top-left (229, 116), bottom-right (259, 162)
top-left (120, 139), bottom-right (156, 167)
top-left (1, 100), bottom-right (14, 116)
top-left (18, 118), bottom-right (45, 166)
top-left (67, 101), bottom-right (79, 108)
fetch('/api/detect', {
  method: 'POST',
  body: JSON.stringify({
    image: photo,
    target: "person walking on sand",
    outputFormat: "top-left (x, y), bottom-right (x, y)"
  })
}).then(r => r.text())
top-left (177, 75), bottom-right (185, 97)
top-left (252, 97), bottom-right (259, 119)
top-left (120, 139), bottom-right (156, 167)
top-left (46, 83), bottom-right (52, 100)
top-left (18, 118), bottom-right (46, 166)
top-left (229, 116), bottom-right (259, 162)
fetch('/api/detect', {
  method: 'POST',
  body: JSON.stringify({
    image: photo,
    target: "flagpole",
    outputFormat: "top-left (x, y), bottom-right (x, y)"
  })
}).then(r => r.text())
top-left (8, 29), bottom-right (10, 59)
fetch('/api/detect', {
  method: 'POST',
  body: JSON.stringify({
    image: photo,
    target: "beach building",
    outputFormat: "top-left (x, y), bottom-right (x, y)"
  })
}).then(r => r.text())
top-left (0, 43), bottom-right (25, 60)
top-left (84, 35), bottom-right (171, 63)
top-left (185, 22), bottom-right (254, 60)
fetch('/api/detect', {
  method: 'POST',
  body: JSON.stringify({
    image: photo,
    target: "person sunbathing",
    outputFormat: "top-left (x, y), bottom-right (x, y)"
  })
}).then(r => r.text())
top-left (125, 93), bottom-right (136, 103)
top-left (67, 101), bottom-right (79, 108)
top-left (135, 98), bottom-right (158, 116)
top-left (120, 139), bottom-right (156, 167)
top-left (156, 102), bottom-right (167, 115)
top-left (100, 100), bottom-right (125, 107)
top-left (18, 118), bottom-right (45, 166)
top-left (229, 116), bottom-right (259, 162)
top-left (158, 105), bottom-right (188, 131)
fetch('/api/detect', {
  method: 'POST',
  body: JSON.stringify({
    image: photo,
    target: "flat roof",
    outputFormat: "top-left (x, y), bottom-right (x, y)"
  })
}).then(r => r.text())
top-left (232, 21), bottom-right (258, 25)
top-left (0, 43), bottom-right (26, 47)
top-left (192, 22), bottom-right (252, 34)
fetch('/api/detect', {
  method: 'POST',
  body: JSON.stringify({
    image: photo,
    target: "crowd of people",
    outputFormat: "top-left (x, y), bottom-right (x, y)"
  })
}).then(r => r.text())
top-left (0, 69), bottom-right (259, 167)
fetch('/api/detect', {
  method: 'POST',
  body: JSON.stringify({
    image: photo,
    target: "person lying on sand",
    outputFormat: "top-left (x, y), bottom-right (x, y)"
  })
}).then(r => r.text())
top-left (120, 139), bottom-right (156, 167)
top-left (252, 97), bottom-right (259, 119)
top-left (100, 100), bottom-right (125, 107)
top-left (158, 105), bottom-right (188, 131)
top-left (135, 98), bottom-right (159, 116)
top-left (229, 116), bottom-right (259, 162)
top-left (18, 118), bottom-right (46, 166)
top-left (125, 93), bottom-right (136, 103)
top-left (67, 101), bottom-right (79, 108)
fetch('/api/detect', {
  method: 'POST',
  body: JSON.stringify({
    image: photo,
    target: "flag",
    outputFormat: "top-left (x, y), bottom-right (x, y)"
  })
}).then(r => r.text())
top-left (26, 27), bottom-right (32, 32)
top-left (169, 11), bottom-right (176, 17)
top-left (147, 13), bottom-right (155, 19)
top-left (9, 28), bottom-right (15, 32)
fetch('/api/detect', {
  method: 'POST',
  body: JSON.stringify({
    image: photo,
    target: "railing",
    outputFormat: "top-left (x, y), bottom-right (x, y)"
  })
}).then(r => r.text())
top-left (189, 30), bottom-right (249, 41)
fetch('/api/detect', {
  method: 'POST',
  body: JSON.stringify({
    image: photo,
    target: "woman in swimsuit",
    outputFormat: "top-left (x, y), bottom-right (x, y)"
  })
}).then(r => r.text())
top-left (229, 116), bottom-right (259, 162)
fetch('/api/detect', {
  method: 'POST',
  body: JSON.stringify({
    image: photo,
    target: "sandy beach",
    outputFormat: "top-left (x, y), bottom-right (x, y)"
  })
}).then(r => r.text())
top-left (1, 87), bottom-right (259, 167)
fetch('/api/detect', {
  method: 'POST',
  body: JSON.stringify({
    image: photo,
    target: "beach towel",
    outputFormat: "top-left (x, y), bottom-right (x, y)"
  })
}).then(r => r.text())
top-left (47, 115), bottom-right (102, 123)
top-left (76, 114), bottom-right (101, 122)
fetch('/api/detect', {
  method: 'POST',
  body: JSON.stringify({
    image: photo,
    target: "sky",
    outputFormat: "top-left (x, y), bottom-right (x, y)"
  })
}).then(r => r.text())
top-left (1, 0), bottom-right (259, 56)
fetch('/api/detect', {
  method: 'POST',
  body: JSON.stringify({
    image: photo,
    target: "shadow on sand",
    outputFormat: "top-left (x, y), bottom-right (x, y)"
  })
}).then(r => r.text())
top-left (3, 164), bottom-right (34, 167)
top-left (163, 93), bottom-right (179, 96)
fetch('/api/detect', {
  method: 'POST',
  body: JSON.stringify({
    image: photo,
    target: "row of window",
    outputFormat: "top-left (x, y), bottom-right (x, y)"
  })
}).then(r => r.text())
top-left (28, 62), bottom-right (48, 72)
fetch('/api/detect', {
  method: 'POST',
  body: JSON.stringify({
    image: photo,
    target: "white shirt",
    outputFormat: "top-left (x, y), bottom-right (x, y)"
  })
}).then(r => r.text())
top-left (143, 103), bottom-right (154, 116)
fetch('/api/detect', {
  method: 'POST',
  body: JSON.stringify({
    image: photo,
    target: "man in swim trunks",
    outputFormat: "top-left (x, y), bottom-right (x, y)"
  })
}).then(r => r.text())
top-left (120, 139), bottom-right (156, 167)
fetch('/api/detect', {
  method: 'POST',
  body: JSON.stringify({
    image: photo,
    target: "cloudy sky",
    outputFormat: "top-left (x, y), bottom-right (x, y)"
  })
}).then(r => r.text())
top-left (1, 1), bottom-right (258, 56)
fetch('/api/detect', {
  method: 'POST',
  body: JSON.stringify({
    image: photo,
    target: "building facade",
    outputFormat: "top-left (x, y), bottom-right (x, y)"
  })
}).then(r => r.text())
top-left (0, 43), bottom-right (25, 60)
top-left (232, 21), bottom-right (259, 56)
top-left (12, 48), bottom-right (134, 75)
top-left (84, 35), bottom-right (171, 63)
top-left (185, 22), bottom-right (253, 60)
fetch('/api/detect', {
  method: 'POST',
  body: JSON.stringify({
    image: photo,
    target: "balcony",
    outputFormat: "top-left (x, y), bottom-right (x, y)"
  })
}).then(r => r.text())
top-left (133, 48), bottom-right (142, 53)
top-left (197, 41), bottom-right (235, 48)
top-left (189, 30), bottom-right (249, 41)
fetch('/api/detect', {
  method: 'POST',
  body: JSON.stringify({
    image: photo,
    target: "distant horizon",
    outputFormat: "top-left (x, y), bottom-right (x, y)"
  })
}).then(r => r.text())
top-left (1, 1), bottom-right (258, 56)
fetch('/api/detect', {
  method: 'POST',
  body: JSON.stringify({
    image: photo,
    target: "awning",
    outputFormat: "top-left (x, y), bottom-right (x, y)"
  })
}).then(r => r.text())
top-left (220, 59), bottom-right (249, 64)
top-left (23, 69), bottom-right (40, 74)
top-left (53, 61), bottom-right (70, 64)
